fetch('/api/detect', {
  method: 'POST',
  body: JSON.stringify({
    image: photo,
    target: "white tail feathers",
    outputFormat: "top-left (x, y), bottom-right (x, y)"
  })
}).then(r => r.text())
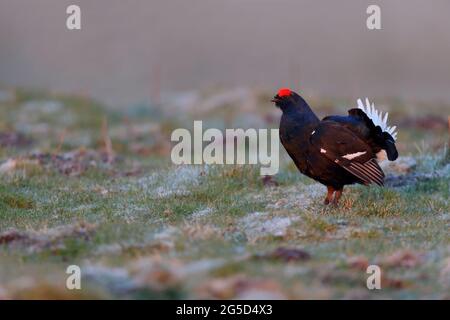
top-left (357, 98), bottom-right (398, 140)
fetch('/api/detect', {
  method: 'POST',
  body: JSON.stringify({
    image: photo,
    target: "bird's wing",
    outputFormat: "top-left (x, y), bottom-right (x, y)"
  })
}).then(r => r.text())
top-left (323, 109), bottom-right (398, 161)
top-left (310, 121), bottom-right (385, 186)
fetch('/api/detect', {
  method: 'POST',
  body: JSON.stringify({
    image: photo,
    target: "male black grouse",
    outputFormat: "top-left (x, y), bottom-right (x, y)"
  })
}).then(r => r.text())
top-left (272, 88), bottom-right (398, 205)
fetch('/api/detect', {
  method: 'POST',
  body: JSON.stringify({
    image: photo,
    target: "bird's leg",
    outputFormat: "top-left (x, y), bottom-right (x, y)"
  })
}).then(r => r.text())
top-left (332, 187), bottom-right (344, 206)
top-left (324, 186), bottom-right (335, 205)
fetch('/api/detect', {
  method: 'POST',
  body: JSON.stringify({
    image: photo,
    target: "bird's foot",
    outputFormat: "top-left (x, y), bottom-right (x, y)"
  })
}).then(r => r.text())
top-left (331, 199), bottom-right (340, 207)
top-left (331, 189), bottom-right (343, 206)
top-left (324, 186), bottom-right (335, 205)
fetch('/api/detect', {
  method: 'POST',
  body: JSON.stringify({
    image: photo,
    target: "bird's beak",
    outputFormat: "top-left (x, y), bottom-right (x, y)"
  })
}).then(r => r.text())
top-left (271, 95), bottom-right (281, 103)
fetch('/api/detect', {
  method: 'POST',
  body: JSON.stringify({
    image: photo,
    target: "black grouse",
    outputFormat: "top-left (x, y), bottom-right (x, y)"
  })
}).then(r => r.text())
top-left (272, 88), bottom-right (398, 205)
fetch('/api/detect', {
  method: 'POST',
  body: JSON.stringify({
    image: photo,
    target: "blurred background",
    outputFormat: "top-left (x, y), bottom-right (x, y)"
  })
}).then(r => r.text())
top-left (1, 0), bottom-right (450, 107)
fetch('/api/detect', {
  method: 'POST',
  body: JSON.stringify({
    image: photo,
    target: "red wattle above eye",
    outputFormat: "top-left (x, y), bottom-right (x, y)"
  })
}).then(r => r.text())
top-left (278, 88), bottom-right (292, 97)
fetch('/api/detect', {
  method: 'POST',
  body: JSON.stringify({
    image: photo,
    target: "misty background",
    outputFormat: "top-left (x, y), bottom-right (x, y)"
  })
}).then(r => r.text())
top-left (1, 0), bottom-right (450, 107)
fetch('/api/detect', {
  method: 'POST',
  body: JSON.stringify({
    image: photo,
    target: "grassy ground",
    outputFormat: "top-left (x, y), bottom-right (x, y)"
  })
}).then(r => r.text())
top-left (0, 87), bottom-right (448, 299)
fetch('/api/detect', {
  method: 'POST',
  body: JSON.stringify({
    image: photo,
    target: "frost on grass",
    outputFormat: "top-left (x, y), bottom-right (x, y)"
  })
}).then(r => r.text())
top-left (83, 265), bottom-right (136, 295)
top-left (148, 226), bottom-right (180, 249)
top-left (110, 203), bottom-right (149, 222)
top-left (20, 100), bottom-right (77, 127)
top-left (94, 227), bottom-right (182, 256)
top-left (71, 204), bottom-right (98, 212)
top-left (132, 257), bottom-right (226, 282)
top-left (240, 183), bottom-right (324, 241)
top-left (239, 212), bottom-right (299, 241)
top-left (190, 207), bottom-right (214, 219)
top-left (81, 257), bottom-right (227, 298)
top-left (383, 155), bottom-right (450, 188)
top-left (120, 165), bottom-right (206, 198)
top-left (97, 223), bottom-right (219, 257)
top-left (381, 156), bottom-right (417, 174)
top-left (182, 222), bottom-right (222, 240)
top-left (254, 183), bottom-right (324, 211)
top-left (94, 227), bottom-right (180, 256)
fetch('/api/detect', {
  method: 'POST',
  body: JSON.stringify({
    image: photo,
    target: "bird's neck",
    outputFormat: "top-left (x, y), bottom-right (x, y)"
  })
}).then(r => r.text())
top-left (281, 95), bottom-right (318, 117)
top-left (282, 104), bottom-right (319, 125)
top-left (280, 105), bottom-right (320, 140)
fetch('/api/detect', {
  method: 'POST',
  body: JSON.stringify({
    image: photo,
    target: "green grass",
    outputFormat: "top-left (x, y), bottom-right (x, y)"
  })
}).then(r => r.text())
top-left (0, 88), bottom-right (448, 299)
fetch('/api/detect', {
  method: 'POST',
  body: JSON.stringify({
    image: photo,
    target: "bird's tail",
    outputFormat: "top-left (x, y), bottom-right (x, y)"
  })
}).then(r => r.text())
top-left (357, 98), bottom-right (397, 140)
top-left (352, 98), bottom-right (398, 161)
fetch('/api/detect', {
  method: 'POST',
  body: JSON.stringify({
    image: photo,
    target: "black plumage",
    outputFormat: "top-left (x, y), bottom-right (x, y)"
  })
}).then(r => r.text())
top-left (272, 88), bottom-right (398, 205)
